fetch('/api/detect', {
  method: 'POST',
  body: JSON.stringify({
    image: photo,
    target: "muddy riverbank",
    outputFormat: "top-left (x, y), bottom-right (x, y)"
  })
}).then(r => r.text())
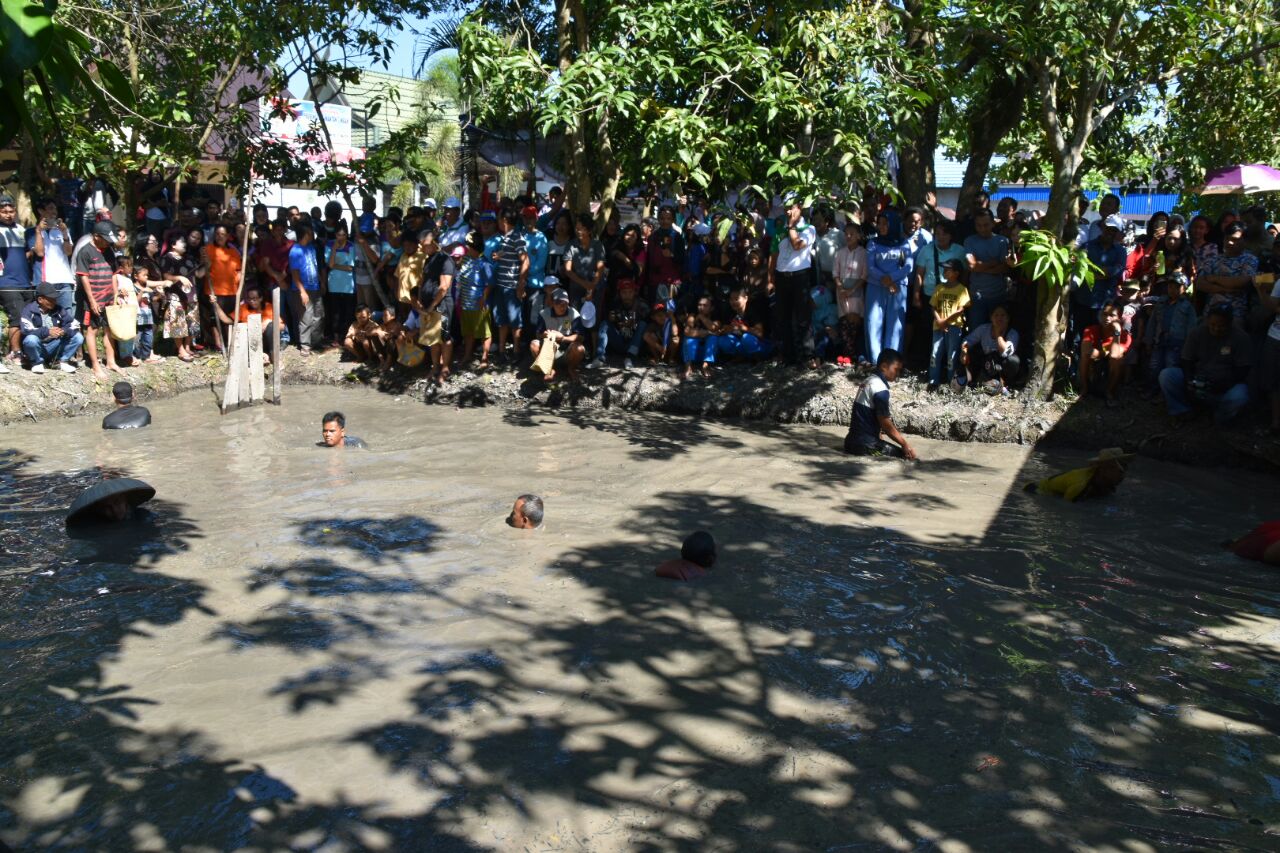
top-left (2, 350), bottom-right (1277, 471)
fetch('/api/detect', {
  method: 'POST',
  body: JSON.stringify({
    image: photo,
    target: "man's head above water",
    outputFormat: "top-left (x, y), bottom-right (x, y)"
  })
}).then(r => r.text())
top-left (508, 494), bottom-right (544, 529)
top-left (320, 411), bottom-right (346, 447)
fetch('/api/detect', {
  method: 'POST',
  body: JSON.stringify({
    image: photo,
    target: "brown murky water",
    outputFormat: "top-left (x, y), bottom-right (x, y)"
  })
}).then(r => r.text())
top-left (1, 387), bottom-right (1278, 851)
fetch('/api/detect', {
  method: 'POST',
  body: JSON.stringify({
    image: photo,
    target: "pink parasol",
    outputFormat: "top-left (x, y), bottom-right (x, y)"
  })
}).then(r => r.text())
top-left (1196, 163), bottom-right (1280, 195)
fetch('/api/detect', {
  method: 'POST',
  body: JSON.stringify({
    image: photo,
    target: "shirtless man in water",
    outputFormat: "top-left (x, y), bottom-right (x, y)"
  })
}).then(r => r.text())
top-left (319, 411), bottom-right (367, 448)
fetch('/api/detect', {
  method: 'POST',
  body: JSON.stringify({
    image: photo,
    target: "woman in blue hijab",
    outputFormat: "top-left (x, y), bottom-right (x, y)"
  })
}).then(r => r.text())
top-left (865, 210), bottom-right (914, 364)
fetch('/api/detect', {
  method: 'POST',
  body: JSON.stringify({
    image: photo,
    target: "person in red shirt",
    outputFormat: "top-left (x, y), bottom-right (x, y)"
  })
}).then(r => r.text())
top-left (1227, 522), bottom-right (1280, 566)
top-left (656, 531), bottom-right (717, 581)
top-left (1078, 301), bottom-right (1131, 405)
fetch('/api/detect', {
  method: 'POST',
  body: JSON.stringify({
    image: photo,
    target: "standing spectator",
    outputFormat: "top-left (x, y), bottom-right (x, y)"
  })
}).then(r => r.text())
top-left (55, 171), bottom-right (84, 239)
top-left (773, 195), bottom-right (817, 366)
top-left (19, 282), bottom-right (82, 373)
top-left (963, 209), bottom-right (1011, 329)
top-left (1085, 193), bottom-right (1122, 243)
top-left (79, 176), bottom-right (116, 241)
top-left (1241, 204), bottom-right (1274, 257)
top-left (417, 231), bottom-right (457, 385)
top-left (904, 205), bottom-right (933, 254)
top-left (928, 258), bottom-right (970, 391)
top-left (912, 219), bottom-right (965, 360)
top-left (864, 210), bottom-right (913, 366)
top-left (160, 234), bottom-right (199, 362)
top-left (29, 198), bottom-right (76, 312)
top-left (0, 194), bottom-right (33, 371)
top-left (833, 221), bottom-right (867, 361)
top-left (132, 262), bottom-right (161, 363)
top-left (1188, 214), bottom-right (1219, 288)
top-left (812, 207), bottom-right (845, 292)
top-left (563, 213), bottom-right (604, 364)
top-left (439, 197), bottom-right (468, 257)
top-left (325, 224), bottom-right (358, 349)
top-left (487, 208), bottom-right (530, 364)
top-left (76, 221), bottom-right (123, 380)
top-left (1158, 303), bottom-right (1252, 424)
top-left (1257, 273), bottom-right (1280, 434)
top-left (645, 205), bottom-right (685, 302)
top-left (288, 223), bottom-right (323, 354)
top-left (1197, 222), bottom-right (1258, 326)
top-left (455, 230), bottom-right (494, 368)
top-left (545, 210), bottom-right (575, 286)
top-left (1147, 272), bottom-right (1197, 384)
top-left (521, 205), bottom-right (550, 339)
top-left (352, 225), bottom-right (385, 313)
top-left (204, 224), bottom-right (242, 354)
top-left (1076, 215), bottom-right (1127, 342)
top-left (954, 190), bottom-right (991, 242)
top-left (537, 186), bottom-right (565, 235)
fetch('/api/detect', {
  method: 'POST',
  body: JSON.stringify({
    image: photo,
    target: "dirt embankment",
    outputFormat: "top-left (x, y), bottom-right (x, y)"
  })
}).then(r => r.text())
top-left (2, 351), bottom-right (1277, 472)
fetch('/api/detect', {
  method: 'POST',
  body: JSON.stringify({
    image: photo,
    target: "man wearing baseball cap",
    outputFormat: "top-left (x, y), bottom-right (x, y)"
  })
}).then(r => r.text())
top-left (529, 286), bottom-right (585, 381)
top-left (440, 197), bottom-right (468, 257)
top-left (0, 194), bottom-right (33, 371)
top-left (18, 281), bottom-right (82, 374)
top-left (76, 220), bottom-right (123, 381)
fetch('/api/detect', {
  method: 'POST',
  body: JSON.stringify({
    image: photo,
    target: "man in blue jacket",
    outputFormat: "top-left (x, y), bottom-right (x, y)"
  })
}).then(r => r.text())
top-left (20, 281), bottom-right (83, 373)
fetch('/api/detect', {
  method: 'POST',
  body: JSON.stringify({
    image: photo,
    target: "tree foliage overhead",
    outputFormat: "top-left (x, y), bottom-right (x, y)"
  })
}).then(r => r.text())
top-left (461, 0), bottom-right (920, 202)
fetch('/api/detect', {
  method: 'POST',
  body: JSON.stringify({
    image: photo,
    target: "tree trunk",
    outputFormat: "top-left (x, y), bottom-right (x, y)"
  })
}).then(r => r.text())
top-left (556, 0), bottom-right (592, 210)
top-left (1026, 156), bottom-right (1080, 399)
top-left (955, 72), bottom-right (1028, 221)
top-left (896, 6), bottom-right (937, 208)
top-left (15, 135), bottom-right (39, 225)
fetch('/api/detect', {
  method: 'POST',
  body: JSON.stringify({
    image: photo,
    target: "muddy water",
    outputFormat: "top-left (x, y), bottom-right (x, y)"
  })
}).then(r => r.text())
top-left (1, 387), bottom-right (1277, 851)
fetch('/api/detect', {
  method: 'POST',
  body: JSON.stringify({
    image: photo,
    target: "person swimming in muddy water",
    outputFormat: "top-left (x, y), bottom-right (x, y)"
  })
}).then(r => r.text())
top-left (102, 381), bottom-right (151, 430)
top-left (1024, 447), bottom-right (1132, 502)
top-left (65, 478), bottom-right (155, 527)
top-left (318, 411), bottom-right (367, 448)
top-left (656, 531), bottom-right (718, 581)
top-left (1226, 521), bottom-right (1280, 566)
top-left (507, 494), bottom-right (544, 529)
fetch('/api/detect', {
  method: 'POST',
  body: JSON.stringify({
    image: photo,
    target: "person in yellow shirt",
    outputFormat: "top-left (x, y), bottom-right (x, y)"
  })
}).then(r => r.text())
top-left (1025, 448), bottom-right (1132, 502)
top-left (928, 258), bottom-right (970, 391)
top-left (394, 230), bottom-right (427, 318)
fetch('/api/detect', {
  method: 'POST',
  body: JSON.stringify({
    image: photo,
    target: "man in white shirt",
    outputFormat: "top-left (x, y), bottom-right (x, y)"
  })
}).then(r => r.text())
top-left (773, 194), bottom-right (817, 366)
top-left (29, 198), bottom-right (76, 311)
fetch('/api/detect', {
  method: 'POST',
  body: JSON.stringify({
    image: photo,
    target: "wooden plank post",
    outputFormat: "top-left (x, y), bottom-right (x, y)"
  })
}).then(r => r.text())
top-left (271, 286), bottom-right (282, 404)
top-left (246, 314), bottom-right (265, 401)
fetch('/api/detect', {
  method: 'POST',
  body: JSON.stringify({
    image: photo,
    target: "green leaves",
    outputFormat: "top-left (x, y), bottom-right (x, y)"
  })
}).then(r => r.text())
top-left (1016, 229), bottom-right (1102, 291)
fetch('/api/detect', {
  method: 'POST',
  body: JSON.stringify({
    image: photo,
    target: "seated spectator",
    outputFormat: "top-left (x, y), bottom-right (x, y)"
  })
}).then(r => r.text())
top-left (599, 280), bottom-right (648, 369)
top-left (809, 285), bottom-right (839, 362)
top-left (843, 348), bottom-right (918, 460)
top-left (708, 288), bottom-right (772, 363)
top-left (958, 304), bottom-right (1020, 394)
top-left (681, 295), bottom-right (720, 379)
top-left (1024, 448), bottom-right (1132, 502)
top-left (102, 381), bottom-right (151, 429)
top-left (1158, 303), bottom-right (1251, 425)
top-left (642, 300), bottom-right (680, 365)
top-left (20, 282), bottom-right (83, 374)
top-left (529, 287), bottom-right (586, 381)
top-left (343, 305), bottom-right (383, 364)
top-left (1078, 302), bottom-right (1131, 405)
top-left (1226, 521), bottom-right (1280, 566)
top-left (656, 531), bottom-right (718, 581)
top-left (928, 258), bottom-right (969, 391)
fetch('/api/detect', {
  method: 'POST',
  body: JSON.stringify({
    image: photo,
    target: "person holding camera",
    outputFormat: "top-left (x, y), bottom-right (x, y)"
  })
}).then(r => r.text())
top-left (1157, 303), bottom-right (1252, 425)
top-left (30, 198), bottom-right (76, 313)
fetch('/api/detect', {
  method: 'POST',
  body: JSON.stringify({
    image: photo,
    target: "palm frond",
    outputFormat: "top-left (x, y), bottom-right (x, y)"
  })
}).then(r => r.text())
top-left (415, 17), bottom-right (462, 77)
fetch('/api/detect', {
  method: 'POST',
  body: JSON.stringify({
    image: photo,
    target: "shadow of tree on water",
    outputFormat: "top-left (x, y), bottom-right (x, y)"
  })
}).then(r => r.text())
top-left (3, 435), bottom-right (1279, 850)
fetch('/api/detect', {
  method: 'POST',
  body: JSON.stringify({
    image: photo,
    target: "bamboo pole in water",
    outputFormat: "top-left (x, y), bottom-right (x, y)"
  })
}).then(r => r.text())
top-left (220, 186), bottom-right (256, 414)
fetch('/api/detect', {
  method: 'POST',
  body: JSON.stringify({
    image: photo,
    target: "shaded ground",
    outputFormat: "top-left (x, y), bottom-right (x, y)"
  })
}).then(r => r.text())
top-left (1, 392), bottom-right (1277, 851)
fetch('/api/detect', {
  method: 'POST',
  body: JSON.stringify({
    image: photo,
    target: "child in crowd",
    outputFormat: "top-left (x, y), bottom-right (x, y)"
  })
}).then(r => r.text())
top-left (832, 221), bottom-right (867, 362)
top-left (928, 258), bottom-right (969, 391)
top-left (132, 263), bottom-right (161, 363)
top-left (112, 256), bottom-right (139, 364)
top-left (1146, 272), bottom-right (1197, 384)
top-left (643, 300), bottom-right (679, 365)
top-left (809, 285), bottom-right (839, 361)
top-left (1078, 301), bottom-right (1131, 405)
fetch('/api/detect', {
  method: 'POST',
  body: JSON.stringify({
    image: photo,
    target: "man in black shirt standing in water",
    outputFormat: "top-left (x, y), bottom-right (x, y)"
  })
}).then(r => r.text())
top-left (102, 381), bottom-right (151, 429)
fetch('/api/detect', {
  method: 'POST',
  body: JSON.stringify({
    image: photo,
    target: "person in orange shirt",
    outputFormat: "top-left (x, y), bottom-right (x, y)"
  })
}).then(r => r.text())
top-left (237, 286), bottom-right (275, 362)
top-left (204, 224), bottom-right (243, 353)
top-left (655, 531), bottom-right (718, 581)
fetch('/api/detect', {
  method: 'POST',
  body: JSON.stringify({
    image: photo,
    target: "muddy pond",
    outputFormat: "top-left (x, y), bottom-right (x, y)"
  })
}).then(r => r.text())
top-left (1, 386), bottom-right (1277, 851)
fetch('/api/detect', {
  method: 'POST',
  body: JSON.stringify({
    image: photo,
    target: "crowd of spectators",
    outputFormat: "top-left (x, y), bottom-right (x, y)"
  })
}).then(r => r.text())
top-left (0, 178), bottom-right (1277, 433)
